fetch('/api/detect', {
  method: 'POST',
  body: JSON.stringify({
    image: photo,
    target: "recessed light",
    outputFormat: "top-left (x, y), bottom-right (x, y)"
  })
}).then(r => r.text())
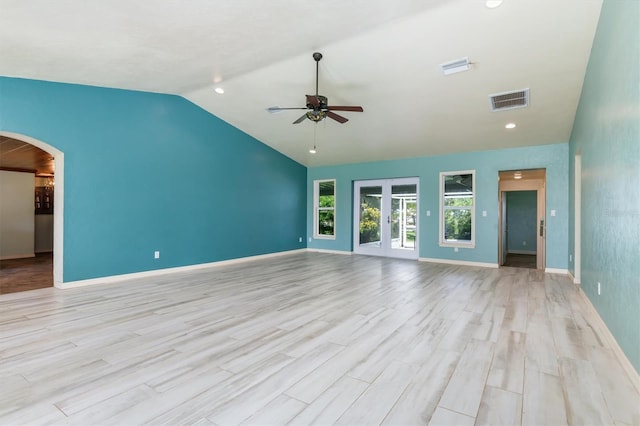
top-left (486, 0), bottom-right (503, 8)
top-left (214, 87), bottom-right (224, 94)
top-left (505, 122), bottom-right (516, 129)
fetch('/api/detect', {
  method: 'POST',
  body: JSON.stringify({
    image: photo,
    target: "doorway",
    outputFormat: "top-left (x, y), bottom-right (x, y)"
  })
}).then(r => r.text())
top-left (353, 178), bottom-right (419, 259)
top-left (498, 169), bottom-right (546, 270)
top-left (0, 132), bottom-right (64, 288)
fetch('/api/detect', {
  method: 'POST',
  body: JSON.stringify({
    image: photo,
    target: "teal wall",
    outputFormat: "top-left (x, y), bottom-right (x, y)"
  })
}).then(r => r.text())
top-left (308, 143), bottom-right (568, 269)
top-left (568, 0), bottom-right (640, 372)
top-left (0, 77), bottom-right (307, 282)
top-left (506, 191), bottom-right (537, 253)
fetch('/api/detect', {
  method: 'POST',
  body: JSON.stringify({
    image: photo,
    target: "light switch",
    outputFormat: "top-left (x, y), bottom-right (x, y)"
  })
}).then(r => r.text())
top-left (551, 210), bottom-right (556, 217)
top-left (482, 210), bottom-right (487, 217)
top-left (426, 210), bottom-right (431, 216)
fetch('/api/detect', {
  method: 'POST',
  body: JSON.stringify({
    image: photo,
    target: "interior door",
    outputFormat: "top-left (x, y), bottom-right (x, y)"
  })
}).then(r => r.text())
top-left (354, 178), bottom-right (418, 259)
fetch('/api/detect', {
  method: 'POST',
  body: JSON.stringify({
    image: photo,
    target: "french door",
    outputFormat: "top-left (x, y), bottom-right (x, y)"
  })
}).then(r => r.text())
top-left (353, 178), bottom-right (419, 259)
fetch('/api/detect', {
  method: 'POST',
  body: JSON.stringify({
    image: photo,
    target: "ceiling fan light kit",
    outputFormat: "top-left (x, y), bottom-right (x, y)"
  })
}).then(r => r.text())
top-left (268, 52), bottom-right (363, 125)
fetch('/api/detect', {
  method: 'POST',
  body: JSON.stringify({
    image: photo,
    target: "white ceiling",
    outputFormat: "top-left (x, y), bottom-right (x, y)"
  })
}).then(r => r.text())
top-left (0, 0), bottom-right (603, 166)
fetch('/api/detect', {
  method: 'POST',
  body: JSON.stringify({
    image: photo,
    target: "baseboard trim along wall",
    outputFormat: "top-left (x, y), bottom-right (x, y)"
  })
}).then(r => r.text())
top-left (507, 250), bottom-right (537, 255)
top-left (306, 248), bottom-right (353, 255)
top-left (545, 268), bottom-right (569, 275)
top-left (0, 253), bottom-right (36, 260)
top-left (578, 284), bottom-right (640, 394)
top-left (56, 249), bottom-right (308, 289)
top-left (419, 257), bottom-right (499, 268)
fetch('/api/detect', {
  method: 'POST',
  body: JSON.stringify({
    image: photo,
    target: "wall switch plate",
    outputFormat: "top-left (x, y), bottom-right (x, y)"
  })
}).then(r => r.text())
top-left (298, 237), bottom-right (303, 243)
top-left (482, 210), bottom-right (487, 217)
top-left (308, 237), bottom-right (312, 242)
top-left (154, 251), bottom-right (160, 259)
top-left (426, 210), bottom-right (431, 216)
top-left (551, 209), bottom-right (556, 216)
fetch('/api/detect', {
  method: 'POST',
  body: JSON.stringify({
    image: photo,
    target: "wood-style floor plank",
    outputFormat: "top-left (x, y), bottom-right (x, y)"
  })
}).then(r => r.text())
top-left (0, 252), bottom-right (638, 425)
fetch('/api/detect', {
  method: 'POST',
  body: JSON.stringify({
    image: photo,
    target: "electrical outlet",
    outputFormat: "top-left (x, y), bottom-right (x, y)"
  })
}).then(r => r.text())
top-left (298, 237), bottom-right (303, 243)
top-left (426, 210), bottom-right (431, 217)
top-left (597, 282), bottom-right (601, 295)
top-left (154, 251), bottom-right (160, 259)
top-left (454, 247), bottom-right (459, 253)
top-left (308, 237), bottom-right (312, 242)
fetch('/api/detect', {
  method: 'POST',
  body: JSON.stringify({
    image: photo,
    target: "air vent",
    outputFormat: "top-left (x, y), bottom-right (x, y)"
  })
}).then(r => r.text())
top-left (489, 89), bottom-right (529, 111)
top-left (440, 57), bottom-right (471, 75)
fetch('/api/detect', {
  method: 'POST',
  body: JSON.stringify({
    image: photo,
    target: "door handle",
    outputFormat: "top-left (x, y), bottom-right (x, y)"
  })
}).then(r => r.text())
top-left (539, 219), bottom-right (544, 237)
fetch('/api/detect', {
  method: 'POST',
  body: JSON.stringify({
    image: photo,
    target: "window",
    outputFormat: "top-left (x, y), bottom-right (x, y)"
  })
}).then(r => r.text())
top-left (314, 179), bottom-right (336, 239)
top-left (439, 171), bottom-right (475, 247)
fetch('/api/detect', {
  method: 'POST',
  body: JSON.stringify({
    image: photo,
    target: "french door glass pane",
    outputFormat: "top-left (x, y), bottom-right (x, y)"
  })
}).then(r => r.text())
top-left (391, 184), bottom-right (417, 250)
top-left (359, 186), bottom-right (382, 246)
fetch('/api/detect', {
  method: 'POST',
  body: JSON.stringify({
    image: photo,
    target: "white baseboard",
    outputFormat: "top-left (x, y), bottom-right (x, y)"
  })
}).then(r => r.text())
top-left (0, 253), bottom-right (35, 260)
top-left (545, 268), bottom-right (569, 275)
top-left (306, 248), bottom-right (352, 255)
top-left (56, 249), bottom-right (307, 289)
top-left (577, 285), bottom-right (640, 394)
top-left (567, 270), bottom-right (581, 284)
top-left (507, 250), bottom-right (537, 255)
top-left (419, 257), bottom-right (499, 268)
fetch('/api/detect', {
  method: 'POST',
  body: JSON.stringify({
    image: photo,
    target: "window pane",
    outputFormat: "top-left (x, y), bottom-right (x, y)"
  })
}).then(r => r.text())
top-left (318, 210), bottom-right (334, 235)
top-left (359, 186), bottom-right (382, 246)
top-left (444, 208), bottom-right (472, 241)
top-left (444, 196), bottom-right (473, 207)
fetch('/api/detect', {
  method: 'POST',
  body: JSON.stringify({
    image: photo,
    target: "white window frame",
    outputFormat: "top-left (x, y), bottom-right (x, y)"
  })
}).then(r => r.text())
top-left (439, 170), bottom-right (475, 248)
top-left (314, 179), bottom-right (336, 240)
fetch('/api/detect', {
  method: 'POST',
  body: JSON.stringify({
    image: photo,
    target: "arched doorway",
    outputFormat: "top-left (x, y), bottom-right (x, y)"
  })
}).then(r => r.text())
top-left (0, 132), bottom-right (64, 287)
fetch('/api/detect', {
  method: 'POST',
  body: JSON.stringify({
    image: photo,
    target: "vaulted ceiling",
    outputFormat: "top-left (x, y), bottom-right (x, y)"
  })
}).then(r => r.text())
top-left (0, 0), bottom-right (603, 167)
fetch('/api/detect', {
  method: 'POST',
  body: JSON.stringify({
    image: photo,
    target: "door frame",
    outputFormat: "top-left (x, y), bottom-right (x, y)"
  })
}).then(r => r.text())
top-left (498, 178), bottom-right (546, 270)
top-left (353, 177), bottom-right (419, 259)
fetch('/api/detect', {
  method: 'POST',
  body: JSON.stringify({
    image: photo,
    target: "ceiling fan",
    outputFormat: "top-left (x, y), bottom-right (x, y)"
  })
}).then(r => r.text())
top-left (267, 52), bottom-right (363, 124)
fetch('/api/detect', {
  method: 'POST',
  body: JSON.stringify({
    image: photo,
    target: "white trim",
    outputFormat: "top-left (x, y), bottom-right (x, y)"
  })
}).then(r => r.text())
top-left (568, 270), bottom-right (581, 285)
top-left (56, 249), bottom-right (307, 289)
top-left (544, 268), bottom-right (569, 275)
top-left (0, 131), bottom-right (64, 286)
top-left (306, 248), bottom-right (353, 255)
top-left (0, 254), bottom-right (36, 260)
top-left (577, 284), bottom-right (640, 394)
top-left (419, 257), bottom-right (498, 268)
top-left (507, 249), bottom-right (537, 255)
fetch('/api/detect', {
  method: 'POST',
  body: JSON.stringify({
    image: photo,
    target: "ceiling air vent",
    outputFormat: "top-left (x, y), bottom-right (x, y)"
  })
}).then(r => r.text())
top-left (489, 89), bottom-right (529, 111)
top-left (440, 57), bottom-right (471, 75)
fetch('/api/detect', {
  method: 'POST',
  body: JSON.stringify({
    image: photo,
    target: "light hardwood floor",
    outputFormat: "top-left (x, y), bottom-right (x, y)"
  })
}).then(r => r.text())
top-left (0, 252), bottom-right (638, 425)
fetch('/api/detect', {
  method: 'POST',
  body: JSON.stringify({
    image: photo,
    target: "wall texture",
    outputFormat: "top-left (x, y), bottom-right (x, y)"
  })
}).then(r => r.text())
top-left (0, 170), bottom-right (35, 259)
top-left (506, 191), bottom-right (537, 253)
top-left (0, 77), bottom-right (307, 282)
top-left (308, 143), bottom-right (569, 269)
top-left (568, 0), bottom-right (640, 372)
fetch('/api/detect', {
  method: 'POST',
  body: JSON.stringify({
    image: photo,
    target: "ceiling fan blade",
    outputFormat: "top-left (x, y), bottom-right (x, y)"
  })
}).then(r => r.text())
top-left (326, 106), bottom-right (364, 112)
top-left (306, 95), bottom-right (320, 108)
top-left (267, 106), bottom-right (307, 111)
top-left (293, 114), bottom-right (308, 124)
top-left (326, 111), bottom-right (348, 124)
